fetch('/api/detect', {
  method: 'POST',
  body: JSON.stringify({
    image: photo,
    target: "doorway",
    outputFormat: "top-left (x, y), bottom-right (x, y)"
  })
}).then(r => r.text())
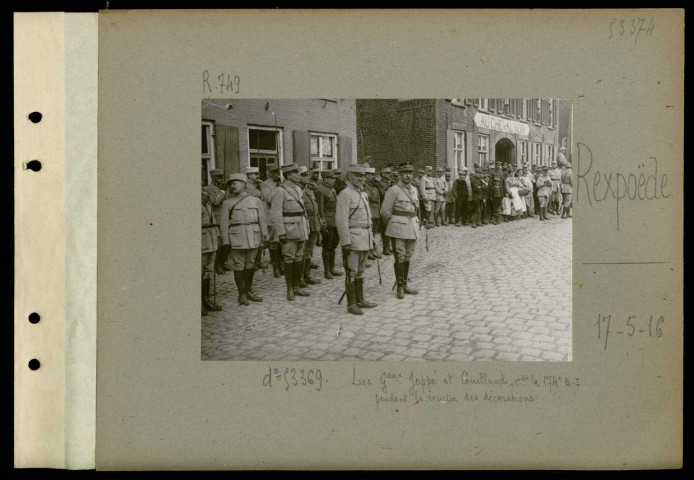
top-left (495, 138), bottom-right (516, 165)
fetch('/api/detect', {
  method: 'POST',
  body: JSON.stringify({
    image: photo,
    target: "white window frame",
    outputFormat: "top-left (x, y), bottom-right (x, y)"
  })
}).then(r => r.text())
top-left (309, 132), bottom-right (338, 171)
top-left (519, 140), bottom-right (528, 164)
top-left (478, 134), bottom-right (489, 165)
top-left (202, 121), bottom-right (216, 185)
top-left (548, 99), bottom-right (554, 128)
top-left (247, 126), bottom-right (284, 167)
top-left (532, 142), bottom-right (542, 166)
top-left (518, 99), bottom-right (526, 121)
top-left (535, 99), bottom-right (542, 125)
top-left (546, 144), bottom-right (554, 165)
top-left (453, 131), bottom-right (466, 169)
top-left (478, 98), bottom-right (489, 111)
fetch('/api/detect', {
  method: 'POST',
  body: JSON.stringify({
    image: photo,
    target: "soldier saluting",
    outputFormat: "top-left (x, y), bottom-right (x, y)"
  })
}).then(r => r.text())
top-left (381, 163), bottom-right (420, 300)
top-left (271, 163), bottom-right (311, 301)
top-left (220, 173), bottom-right (268, 306)
top-left (336, 164), bottom-right (377, 315)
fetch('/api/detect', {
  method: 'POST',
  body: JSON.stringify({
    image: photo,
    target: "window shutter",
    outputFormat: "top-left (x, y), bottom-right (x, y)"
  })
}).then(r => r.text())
top-left (553, 100), bottom-right (558, 128)
top-left (446, 129), bottom-right (456, 175)
top-left (293, 130), bottom-right (311, 167)
top-left (473, 98), bottom-right (479, 107)
top-left (489, 98), bottom-right (496, 112)
top-left (338, 135), bottom-right (353, 171)
top-left (214, 124), bottom-right (240, 178)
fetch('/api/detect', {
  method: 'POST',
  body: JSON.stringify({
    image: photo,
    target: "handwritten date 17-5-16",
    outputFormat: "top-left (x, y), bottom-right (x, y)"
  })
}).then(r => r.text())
top-left (595, 314), bottom-right (664, 350)
top-left (263, 367), bottom-right (324, 392)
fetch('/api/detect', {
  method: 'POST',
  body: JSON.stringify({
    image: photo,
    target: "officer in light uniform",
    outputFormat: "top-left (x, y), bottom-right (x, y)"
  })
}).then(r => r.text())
top-left (205, 169), bottom-right (228, 274)
top-left (220, 173), bottom-right (267, 306)
top-left (244, 166), bottom-right (262, 199)
top-left (548, 161), bottom-right (562, 215)
top-left (260, 161), bottom-right (284, 278)
top-left (201, 187), bottom-right (223, 316)
top-left (381, 163), bottom-right (420, 300)
top-left (336, 164), bottom-right (377, 315)
top-left (271, 163), bottom-right (311, 301)
top-left (420, 165), bottom-right (437, 227)
top-left (298, 166), bottom-right (321, 286)
top-left (433, 166), bottom-right (448, 226)
top-left (316, 169), bottom-right (344, 279)
top-left (560, 163), bottom-right (573, 218)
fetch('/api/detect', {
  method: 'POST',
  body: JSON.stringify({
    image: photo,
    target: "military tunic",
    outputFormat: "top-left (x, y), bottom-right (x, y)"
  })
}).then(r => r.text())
top-left (381, 181), bottom-right (421, 263)
top-left (245, 179), bottom-right (262, 199)
top-left (270, 180), bottom-right (310, 263)
top-left (260, 177), bottom-right (280, 242)
top-left (303, 186), bottom-right (321, 261)
top-left (336, 181), bottom-right (374, 279)
top-left (220, 193), bottom-right (267, 271)
top-left (561, 168), bottom-right (573, 205)
top-left (201, 201), bottom-right (219, 276)
top-left (365, 181), bottom-right (382, 234)
top-left (316, 183), bottom-right (340, 251)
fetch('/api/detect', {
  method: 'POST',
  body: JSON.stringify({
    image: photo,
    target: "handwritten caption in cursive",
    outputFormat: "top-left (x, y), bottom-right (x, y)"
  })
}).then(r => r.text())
top-left (608, 17), bottom-right (654, 44)
top-left (202, 71), bottom-right (241, 95)
top-left (262, 367), bottom-right (324, 392)
top-left (351, 367), bottom-right (580, 411)
top-left (595, 314), bottom-right (664, 351)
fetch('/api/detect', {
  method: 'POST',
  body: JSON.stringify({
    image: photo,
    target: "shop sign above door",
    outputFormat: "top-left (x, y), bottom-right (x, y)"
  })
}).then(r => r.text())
top-left (474, 112), bottom-right (530, 136)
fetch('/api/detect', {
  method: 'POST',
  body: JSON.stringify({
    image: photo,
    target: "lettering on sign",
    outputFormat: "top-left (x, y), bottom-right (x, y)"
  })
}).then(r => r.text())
top-left (474, 112), bottom-right (530, 136)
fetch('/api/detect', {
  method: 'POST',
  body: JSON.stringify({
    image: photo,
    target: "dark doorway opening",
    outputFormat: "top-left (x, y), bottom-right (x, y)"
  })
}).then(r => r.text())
top-left (495, 138), bottom-right (516, 165)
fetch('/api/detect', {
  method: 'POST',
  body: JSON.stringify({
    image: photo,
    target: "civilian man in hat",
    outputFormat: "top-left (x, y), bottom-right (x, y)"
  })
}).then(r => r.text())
top-left (469, 163), bottom-right (486, 228)
top-left (298, 166), bottom-right (322, 286)
top-left (336, 164), bottom-right (377, 315)
top-left (381, 163), bottom-right (420, 300)
top-left (205, 169), bottom-right (228, 274)
top-left (536, 165), bottom-right (553, 221)
top-left (316, 169), bottom-right (344, 279)
top-left (363, 164), bottom-right (383, 260)
top-left (433, 166), bottom-right (448, 226)
top-left (377, 167), bottom-right (394, 255)
top-left (420, 165), bottom-right (437, 228)
top-left (452, 167), bottom-right (471, 226)
top-left (244, 166), bottom-right (262, 199)
top-left (201, 187), bottom-right (223, 316)
top-left (260, 161), bottom-right (284, 278)
top-left (271, 163), bottom-right (311, 301)
top-left (220, 173), bottom-right (268, 306)
top-left (560, 163), bottom-right (573, 218)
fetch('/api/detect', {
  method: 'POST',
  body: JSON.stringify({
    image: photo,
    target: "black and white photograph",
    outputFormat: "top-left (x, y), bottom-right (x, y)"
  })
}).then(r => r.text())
top-left (201, 98), bottom-right (573, 362)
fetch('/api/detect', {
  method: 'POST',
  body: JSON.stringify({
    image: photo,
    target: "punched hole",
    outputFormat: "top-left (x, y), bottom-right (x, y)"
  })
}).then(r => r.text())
top-left (28, 312), bottom-right (41, 324)
top-left (28, 112), bottom-right (42, 123)
top-left (28, 359), bottom-right (41, 371)
top-left (26, 160), bottom-right (42, 172)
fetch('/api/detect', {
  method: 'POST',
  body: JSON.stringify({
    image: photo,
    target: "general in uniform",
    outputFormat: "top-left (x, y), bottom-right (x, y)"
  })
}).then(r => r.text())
top-left (336, 164), bottom-right (377, 315)
top-left (420, 165), bottom-right (437, 227)
top-left (271, 163), bottom-right (311, 301)
top-left (201, 188), bottom-right (223, 316)
top-left (381, 163), bottom-right (420, 299)
top-left (260, 162), bottom-right (284, 277)
top-left (220, 173), bottom-right (267, 306)
top-left (316, 169), bottom-right (344, 279)
top-left (299, 166), bottom-right (322, 286)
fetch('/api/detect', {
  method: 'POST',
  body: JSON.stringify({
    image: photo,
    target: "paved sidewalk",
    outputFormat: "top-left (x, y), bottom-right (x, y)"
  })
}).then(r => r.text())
top-left (202, 216), bottom-right (572, 362)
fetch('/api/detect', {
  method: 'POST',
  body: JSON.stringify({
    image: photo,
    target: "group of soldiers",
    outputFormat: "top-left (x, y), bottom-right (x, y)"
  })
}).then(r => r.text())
top-left (202, 150), bottom-right (572, 317)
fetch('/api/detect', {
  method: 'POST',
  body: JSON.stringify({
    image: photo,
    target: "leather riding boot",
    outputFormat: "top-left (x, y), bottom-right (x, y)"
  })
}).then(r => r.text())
top-left (284, 262), bottom-right (295, 301)
top-left (346, 279), bottom-right (363, 315)
top-left (270, 248), bottom-right (281, 278)
top-left (395, 263), bottom-right (405, 299)
top-left (310, 260), bottom-right (319, 269)
top-left (201, 278), bottom-right (208, 316)
top-left (382, 234), bottom-right (392, 255)
top-left (372, 247), bottom-right (382, 259)
top-left (567, 207), bottom-right (572, 218)
top-left (202, 277), bottom-right (223, 311)
top-left (234, 271), bottom-right (249, 306)
top-left (293, 262), bottom-right (310, 296)
top-left (277, 249), bottom-right (285, 274)
top-left (304, 258), bottom-right (320, 285)
top-left (403, 262), bottom-right (419, 295)
top-left (297, 259), bottom-right (308, 288)
top-left (561, 206), bottom-right (567, 219)
top-left (355, 278), bottom-right (377, 308)
top-left (322, 251), bottom-right (333, 279)
top-left (329, 251), bottom-right (343, 276)
top-left (245, 269), bottom-right (263, 302)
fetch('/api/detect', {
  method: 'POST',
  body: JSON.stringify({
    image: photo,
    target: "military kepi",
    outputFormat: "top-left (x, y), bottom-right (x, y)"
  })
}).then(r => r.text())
top-left (347, 164), bottom-right (366, 174)
top-left (398, 163), bottom-right (414, 172)
top-left (228, 173), bottom-right (247, 183)
top-left (281, 163), bottom-right (300, 174)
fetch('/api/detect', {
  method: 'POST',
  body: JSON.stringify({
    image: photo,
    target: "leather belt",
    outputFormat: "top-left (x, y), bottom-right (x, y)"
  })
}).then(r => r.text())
top-left (282, 211), bottom-right (304, 217)
top-left (393, 210), bottom-right (416, 217)
top-left (425, 187), bottom-right (435, 190)
top-left (229, 221), bottom-right (259, 226)
top-left (349, 224), bottom-right (371, 229)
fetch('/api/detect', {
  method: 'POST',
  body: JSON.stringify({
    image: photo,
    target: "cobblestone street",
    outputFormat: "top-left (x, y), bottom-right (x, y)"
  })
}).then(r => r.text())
top-left (202, 216), bottom-right (571, 362)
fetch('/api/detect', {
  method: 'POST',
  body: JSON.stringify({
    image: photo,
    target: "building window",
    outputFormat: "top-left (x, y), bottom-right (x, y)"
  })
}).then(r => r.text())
top-left (310, 133), bottom-right (337, 171)
top-left (546, 144), bottom-right (555, 165)
top-left (519, 140), bottom-right (528, 164)
top-left (453, 131), bottom-right (466, 168)
top-left (248, 126), bottom-right (283, 180)
top-left (518, 99), bottom-right (525, 120)
top-left (502, 98), bottom-right (511, 116)
top-left (202, 121), bottom-right (215, 185)
top-left (532, 142), bottom-right (542, 166)
top-left (478, 134), bottom-right (489, 165)
top-left (548, 100), bottom-right (554, 127)
top-left (478, 98), bottom-right (488, 111)
top-left (535, 99), bottom-right (542, 124)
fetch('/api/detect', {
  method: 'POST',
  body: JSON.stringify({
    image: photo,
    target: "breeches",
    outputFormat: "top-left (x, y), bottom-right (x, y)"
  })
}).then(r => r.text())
top-left (392, 238), bottom-right (416, 263)
top-left (281, 240), bottom-right (305, 263)
top-left (344, 249), bottom-right (368, 279)
top-left (304, 230), bottom-right (318, 260)
top-left (562, 193), bottom-right (572, 206)
top-left (322, 227), bottom-right (340, 251)
top-left (228, 248), bottom-right (258, 271)
top-left (202, 251), bottom-right (216, 277)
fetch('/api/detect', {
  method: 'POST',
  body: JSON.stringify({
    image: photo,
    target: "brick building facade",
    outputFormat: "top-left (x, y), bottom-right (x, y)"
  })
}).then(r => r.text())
top-left (201, 99), bottom-right (357, 183)
top-left (357, 99), bottom-right (572, 175)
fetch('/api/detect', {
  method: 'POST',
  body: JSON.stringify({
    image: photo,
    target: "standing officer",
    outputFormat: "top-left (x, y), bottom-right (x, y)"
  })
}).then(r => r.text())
top-left (316, 169), bottom-right (343, 279)
top-left (271, 163), bottom-right (311, 301)
top-left (310, 167), bottom-right (323, 190)
top-left (299, 166), bottom-right (321, 285)
top-left (205, 169), bottom-right (228, 274)
top-left (220, 173), bottom-right (268, 306)
top-left (536, 165), bottom-right (553, 221)
top-left (469, 163), bottom-right (485, 228)
top-left (444, 167), bottom-right (455, 225)
top-left (201, 187), bottom-right (223, 316)
top-left (420, 165), bottom-right (437, 227)
top-left (561, 163), bottom-right (573, 218)
top-left (363, 164), bottom-right (383, 260)
top-left (244, 166), bottom-right (262, 199)
top-left (548, 160), bottom-right (562, 215)
top-left (336, 164), bottom-right (377, 315)
top-left (260, 162), bottom-right (284, 278)
top-left (433, 166), bottom-right (448, 226)
top-left (378, 167), bottom-right (394, 255)
top-left (453, 167), bottom-right (470, 226)
top-left (381, 163), bottom-right (420, 300)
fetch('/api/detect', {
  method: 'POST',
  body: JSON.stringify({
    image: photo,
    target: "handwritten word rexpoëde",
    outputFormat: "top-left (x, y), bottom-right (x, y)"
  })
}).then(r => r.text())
top-left (575, 143), bottom-right (671, 230)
